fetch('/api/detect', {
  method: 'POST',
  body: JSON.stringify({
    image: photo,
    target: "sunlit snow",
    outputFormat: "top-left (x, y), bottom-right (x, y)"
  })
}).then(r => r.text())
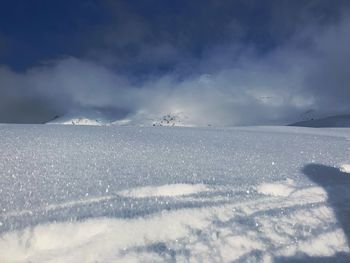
top-left (0, 125), bottom-right (350, 262)
top-left (117, 184), bottom-right (209, 198)
top-left (340, 164), bottom-right (350, 173)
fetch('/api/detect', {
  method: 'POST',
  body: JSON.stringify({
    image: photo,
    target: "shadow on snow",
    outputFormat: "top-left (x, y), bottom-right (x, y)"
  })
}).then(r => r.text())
top-left (276, 163), bottom-right (350, 262)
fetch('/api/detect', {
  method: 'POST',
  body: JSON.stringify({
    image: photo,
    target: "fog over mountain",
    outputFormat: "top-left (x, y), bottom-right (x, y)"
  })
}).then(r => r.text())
top-left (1, 0), bottom-right (350, 125)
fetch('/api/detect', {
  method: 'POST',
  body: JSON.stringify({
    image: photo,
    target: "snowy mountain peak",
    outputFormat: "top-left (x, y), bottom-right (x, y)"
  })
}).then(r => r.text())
top-left (112, 111), bottom-right (196, 127)
top-left (151, 112), bottom-right (191, 127)
top-left (46, 109), bottom-right (113, 126)
top-left (289, 114), bottom-right (350, 128)
top-left (47, 110), bottom-right (196, 127)
top-left (50, 117), bottom-right (103, 126)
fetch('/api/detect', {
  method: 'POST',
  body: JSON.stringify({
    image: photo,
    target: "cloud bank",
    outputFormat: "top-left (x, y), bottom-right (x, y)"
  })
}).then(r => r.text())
top-left (1, 2), bottom-right (350, 125)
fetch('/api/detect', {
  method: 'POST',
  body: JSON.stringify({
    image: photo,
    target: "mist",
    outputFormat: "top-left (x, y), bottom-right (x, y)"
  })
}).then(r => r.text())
top-left (1, 2), bottom-right (350, 125)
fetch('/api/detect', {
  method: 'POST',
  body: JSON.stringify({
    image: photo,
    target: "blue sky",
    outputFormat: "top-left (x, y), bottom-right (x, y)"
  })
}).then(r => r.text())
top-left (1, 0), bottom-right (344, 72)
top-left (0, 0), bottom-right (350, 124)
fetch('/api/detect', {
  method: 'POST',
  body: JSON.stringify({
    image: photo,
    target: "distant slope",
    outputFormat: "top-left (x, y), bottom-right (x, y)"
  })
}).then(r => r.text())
top-left (289, 114), bottom-right (350, 128)
top-left (112, 111), bottom-right (195, 127)
top-left (49, 116), bottom-right (103, 126)
top-left (47, 110), bottom-right (113, 126)
top-left (48, 110), bottom-right (196, 127)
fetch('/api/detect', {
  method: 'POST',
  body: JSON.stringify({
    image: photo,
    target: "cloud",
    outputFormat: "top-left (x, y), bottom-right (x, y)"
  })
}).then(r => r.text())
top-left (1, 3), bottom-right (350, 125)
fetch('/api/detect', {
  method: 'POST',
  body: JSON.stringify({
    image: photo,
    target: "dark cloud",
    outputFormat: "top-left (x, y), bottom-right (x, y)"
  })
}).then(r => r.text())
top-left (0, 32), bottom-right (11, 59)
top-left (0, 1), bottom-right (350, 124)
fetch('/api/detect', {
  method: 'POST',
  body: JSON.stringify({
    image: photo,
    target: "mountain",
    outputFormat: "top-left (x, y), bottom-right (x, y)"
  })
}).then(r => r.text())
top-left (48, 110), bottom-right (196, 127)
top-left (47, 110), bottom-right (114, 126)
top-left (289, 114), bottom-right (350, 128)
top-left (112, 111), bottom-right (195, 127)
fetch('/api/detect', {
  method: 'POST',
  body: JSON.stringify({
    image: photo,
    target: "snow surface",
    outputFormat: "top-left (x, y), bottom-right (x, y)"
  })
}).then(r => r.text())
top-left (256, 179), bottom-right (296, 197)
top-left (0, 125), bottom-right (350, 262)
top-left (340, 164), bottom-right (350, 173)
top-left (117, 184), bottom-right (209, 198)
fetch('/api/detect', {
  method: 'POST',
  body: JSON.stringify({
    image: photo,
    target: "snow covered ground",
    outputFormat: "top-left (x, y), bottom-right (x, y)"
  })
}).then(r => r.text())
top-left (0, 124), bottom-right (350, 262)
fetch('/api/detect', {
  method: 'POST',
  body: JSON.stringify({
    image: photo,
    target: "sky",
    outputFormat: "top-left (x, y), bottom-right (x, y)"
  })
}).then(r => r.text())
top-left (0, 0), bottom-right (350, 125)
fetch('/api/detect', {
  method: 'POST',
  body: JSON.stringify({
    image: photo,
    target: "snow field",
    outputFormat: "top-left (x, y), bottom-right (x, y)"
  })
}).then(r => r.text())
top-left (0, 125), bottom-right (350, 262)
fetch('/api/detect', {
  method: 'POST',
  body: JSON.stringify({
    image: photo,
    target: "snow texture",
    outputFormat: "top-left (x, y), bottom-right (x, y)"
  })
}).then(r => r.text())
top-left (0, 125), bottom-right (350, 262)
top-left (117, 184), bottom-right (209, 198)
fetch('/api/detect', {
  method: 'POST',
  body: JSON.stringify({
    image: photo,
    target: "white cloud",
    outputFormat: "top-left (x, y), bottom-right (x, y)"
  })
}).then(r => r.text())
top-left (1, 13), bottom-right (350, 125)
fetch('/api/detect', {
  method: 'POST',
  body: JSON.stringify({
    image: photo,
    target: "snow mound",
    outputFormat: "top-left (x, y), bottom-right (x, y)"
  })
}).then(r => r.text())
top-left (117, 184), bottom-right (209, 198)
